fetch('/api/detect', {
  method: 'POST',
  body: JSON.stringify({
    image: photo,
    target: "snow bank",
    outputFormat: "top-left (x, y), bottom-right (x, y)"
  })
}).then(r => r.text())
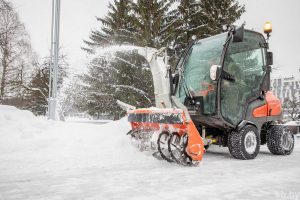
top-left (0, 105), bottom-right (35, 121)
top-left (0, 105), bottom-right (51, 140)
top-left (0, 105), bottom-right (151, 176)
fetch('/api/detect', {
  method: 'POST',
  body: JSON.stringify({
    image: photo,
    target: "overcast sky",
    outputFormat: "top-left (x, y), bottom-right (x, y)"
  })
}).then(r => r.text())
top-left (11, 0), bottom-right (300, 77)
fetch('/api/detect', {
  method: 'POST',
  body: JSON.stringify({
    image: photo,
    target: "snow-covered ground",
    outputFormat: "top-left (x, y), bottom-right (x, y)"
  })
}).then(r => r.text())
top-left (0, 105), bottom-right (299, 200)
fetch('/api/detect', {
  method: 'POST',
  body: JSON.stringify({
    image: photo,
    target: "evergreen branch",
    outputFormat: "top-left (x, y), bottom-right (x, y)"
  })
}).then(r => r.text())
top-left (111, 84), bottom-right (152, 104)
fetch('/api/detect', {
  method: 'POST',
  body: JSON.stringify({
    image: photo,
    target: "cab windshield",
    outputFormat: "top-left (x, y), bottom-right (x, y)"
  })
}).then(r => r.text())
top-left (176, 33), bottom-right (227, 115)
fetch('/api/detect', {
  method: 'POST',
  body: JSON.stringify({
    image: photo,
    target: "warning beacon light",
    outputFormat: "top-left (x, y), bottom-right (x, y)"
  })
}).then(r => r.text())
top-left (264, 21), bottom-right (272, 36)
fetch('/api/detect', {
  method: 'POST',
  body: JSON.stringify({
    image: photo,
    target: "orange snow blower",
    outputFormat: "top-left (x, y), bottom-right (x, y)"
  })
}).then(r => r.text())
top-left (122, 22), bottom-right (295, 166)
top-left (127, 108), bottom-right (205, 165)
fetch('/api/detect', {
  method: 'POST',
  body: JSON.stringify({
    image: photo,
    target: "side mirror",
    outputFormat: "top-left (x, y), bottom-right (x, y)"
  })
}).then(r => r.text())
top-left (233, 25), bottom-right (244, 43)
top-left (210, 65), bottom-right (221, 81)
top-left (266, 52), bottom-right (273, 66)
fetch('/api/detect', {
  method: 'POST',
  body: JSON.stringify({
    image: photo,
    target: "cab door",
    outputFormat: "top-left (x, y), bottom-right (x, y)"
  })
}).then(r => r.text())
top-left (220, 31), bottom-right (266, 126)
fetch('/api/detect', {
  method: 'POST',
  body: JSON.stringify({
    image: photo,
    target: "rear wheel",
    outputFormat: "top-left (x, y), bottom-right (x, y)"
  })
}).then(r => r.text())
top-left (267, 126), bottom-right (294, 155)
top-left (228, 125), bottom-right (260, 160)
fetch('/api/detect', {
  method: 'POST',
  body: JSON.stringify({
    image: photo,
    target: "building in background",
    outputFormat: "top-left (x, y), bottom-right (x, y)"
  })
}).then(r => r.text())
top-left (271, 76), bottom-right (300, 102)
top-left (271, 68), bottom-right (300, 120)
top-left (271, 69), bottom-right (300, 102)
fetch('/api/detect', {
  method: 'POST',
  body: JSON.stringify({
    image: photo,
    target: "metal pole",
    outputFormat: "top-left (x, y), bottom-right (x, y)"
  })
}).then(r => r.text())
top-left (48, 0), bottom-right (54, 119)
top-left (48, 0), bottom-right (60, 120)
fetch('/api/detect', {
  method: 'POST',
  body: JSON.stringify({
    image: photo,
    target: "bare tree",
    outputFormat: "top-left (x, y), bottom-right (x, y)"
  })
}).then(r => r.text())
top-left (0, 0), bottom-right (33, 102)
top-left (283, 96), bottom-right (300, 121)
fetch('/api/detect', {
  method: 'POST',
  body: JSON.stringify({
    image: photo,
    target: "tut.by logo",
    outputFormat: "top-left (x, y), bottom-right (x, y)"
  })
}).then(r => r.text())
top-left (276, 191), bottom-right (300, 200)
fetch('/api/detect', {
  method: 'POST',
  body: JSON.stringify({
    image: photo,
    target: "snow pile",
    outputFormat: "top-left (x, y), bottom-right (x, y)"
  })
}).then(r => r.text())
top-left (0, 105), bottom-right (51, 140)
top-left (0, 105), bottom-right (152, 176)
top-left (0, 105), bottom-right (34, 120)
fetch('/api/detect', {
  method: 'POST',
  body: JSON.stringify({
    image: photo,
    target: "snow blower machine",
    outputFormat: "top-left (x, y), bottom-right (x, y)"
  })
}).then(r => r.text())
top-left (121, 22), bottom-right (295, 166)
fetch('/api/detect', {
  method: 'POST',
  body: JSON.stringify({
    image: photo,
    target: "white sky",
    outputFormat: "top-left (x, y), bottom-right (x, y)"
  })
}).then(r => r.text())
top-left (11, 0), bottom-right (300, 77)
top-left (11, 0), bottom-right (110, 74)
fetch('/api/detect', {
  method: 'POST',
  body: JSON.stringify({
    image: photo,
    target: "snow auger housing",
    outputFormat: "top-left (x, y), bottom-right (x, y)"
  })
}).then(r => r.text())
top-left (124, 23), bottom-right (295, 165)
top-left (127, 100), bottom-right (205, 165)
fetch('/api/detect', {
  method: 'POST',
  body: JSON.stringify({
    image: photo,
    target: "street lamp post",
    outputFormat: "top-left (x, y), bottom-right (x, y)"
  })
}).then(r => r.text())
top-left (48, 0), bottom-right (61, 120)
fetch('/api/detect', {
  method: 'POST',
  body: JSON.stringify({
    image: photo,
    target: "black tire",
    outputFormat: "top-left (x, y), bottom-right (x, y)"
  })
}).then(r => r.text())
top-left (267, 126), bottom-right (294, 155)
top-left (228, 125), bottom-right (260, 160)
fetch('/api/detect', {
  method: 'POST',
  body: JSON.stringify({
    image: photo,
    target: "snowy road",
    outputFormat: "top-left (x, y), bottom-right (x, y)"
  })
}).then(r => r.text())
top-left (0, 106), bottom-right (299, 200)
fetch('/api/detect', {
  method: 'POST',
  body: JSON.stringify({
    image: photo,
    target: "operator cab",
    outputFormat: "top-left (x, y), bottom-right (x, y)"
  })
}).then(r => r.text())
top-left (174, 26), bottom-right (273, 130)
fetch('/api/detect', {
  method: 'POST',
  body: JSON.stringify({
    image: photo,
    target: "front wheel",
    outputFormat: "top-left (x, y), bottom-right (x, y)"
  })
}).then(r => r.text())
top-left (267, 126), bottom-right (294, 155)
top-left (228, 125), bottom-right (260, 160)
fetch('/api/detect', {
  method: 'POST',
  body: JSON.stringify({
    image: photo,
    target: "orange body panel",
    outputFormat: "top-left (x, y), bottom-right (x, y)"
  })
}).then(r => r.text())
top-left (252, 91), bottom-right (282, 118)
top-left (265, 91), bottom-right (282, 116)
top-left (185, 121), bottom-right (205, 161)
top-left (252, 104), bottom-right (268, 117)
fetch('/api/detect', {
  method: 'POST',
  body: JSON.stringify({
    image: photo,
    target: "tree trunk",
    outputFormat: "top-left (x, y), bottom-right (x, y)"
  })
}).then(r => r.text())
top-left (0, 48), bottom-right (8, 101)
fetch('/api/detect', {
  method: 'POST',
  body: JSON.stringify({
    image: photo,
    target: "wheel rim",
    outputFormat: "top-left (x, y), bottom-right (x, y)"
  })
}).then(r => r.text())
top-left (169, 134), bottom-right (184, 161)
top-left (157, 132), bottom-right (172, 162)
top-left (244, 131), bottom-right (257, 154)
top-left (281, 129), bottom-right (294, 151)
top-left (168, 134), bottom-right (192, 165)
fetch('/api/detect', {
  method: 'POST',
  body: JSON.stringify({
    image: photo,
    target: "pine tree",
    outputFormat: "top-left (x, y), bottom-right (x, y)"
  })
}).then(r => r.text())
top-left (172, 0), bottom-right (203, 49)
top-left (80, 0), bottom-right (165, 118)
top-left (166, 0), bottom-right (245, 65)
top-left (130, 0), bottom-right (173, 48)
top-left (24, 55), bottom-right (68, 115)
top-left (82, 0), bottom-right (134, 53)
top-left (198, 0), bottom-right (245, 36)
top-left (164, 0), bottom-right (205, 66)
top-left (24, 68), bottom-right (49, 115)
top-left (80, 51), bottom-right (154, 119)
